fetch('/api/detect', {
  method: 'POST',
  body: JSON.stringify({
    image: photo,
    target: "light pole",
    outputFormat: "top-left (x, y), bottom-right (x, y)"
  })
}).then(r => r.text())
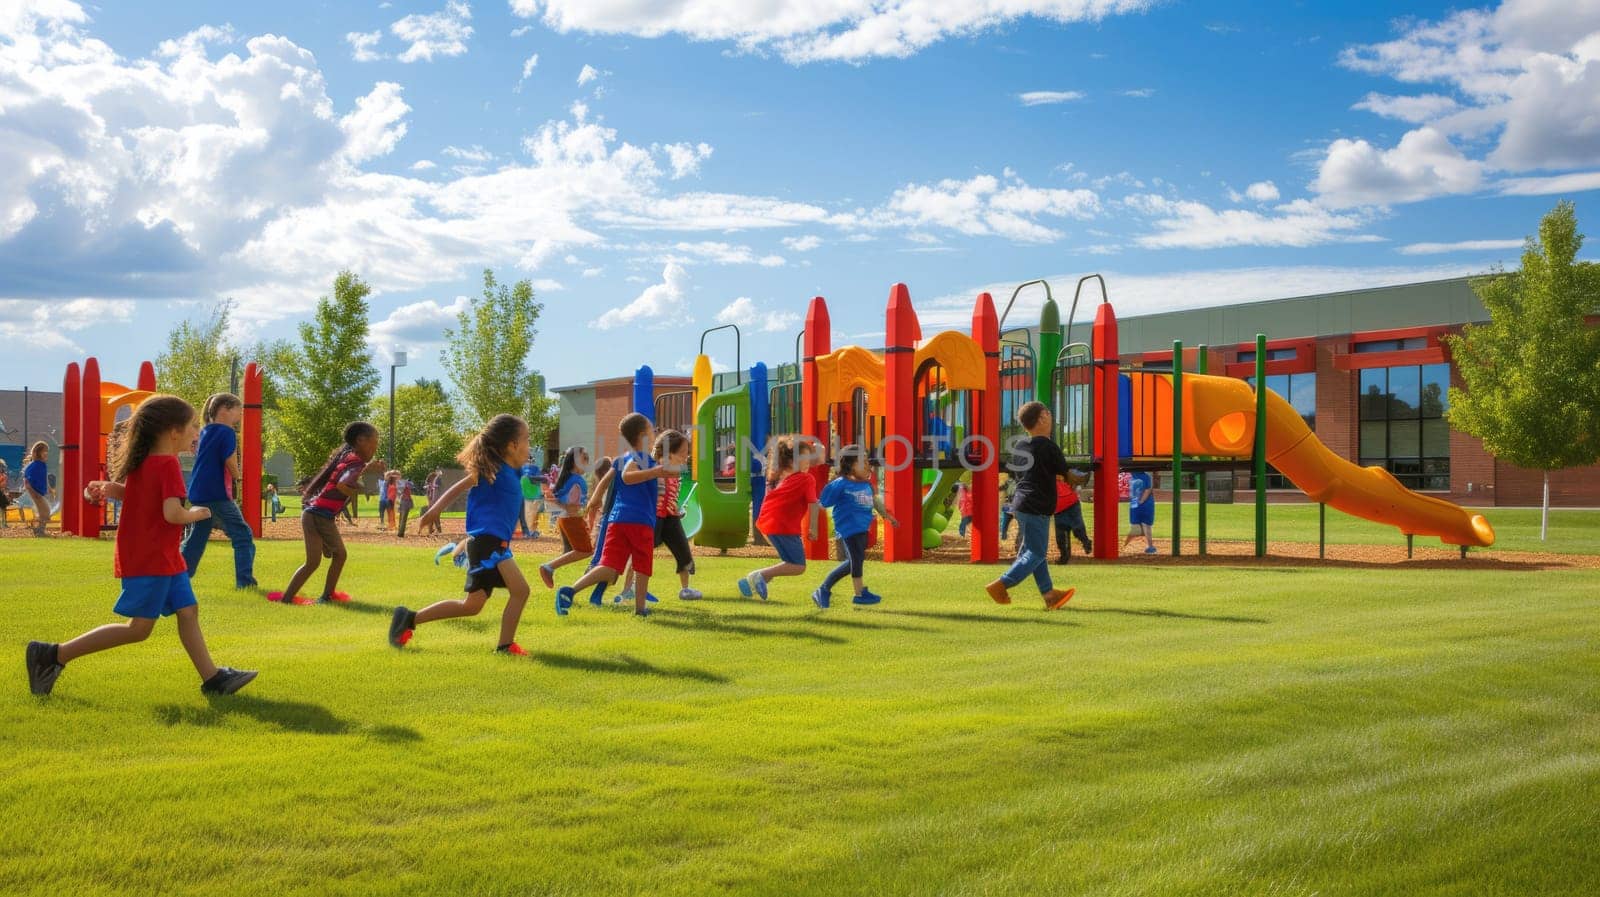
top-left (388, 350), bottom-right (407, 469)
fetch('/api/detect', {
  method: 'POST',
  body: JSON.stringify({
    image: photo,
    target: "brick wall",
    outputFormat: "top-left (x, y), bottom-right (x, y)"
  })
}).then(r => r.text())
top-left (592, 383), bottom-right (630, 459)
top-left (1313, 337), bottom-right (1355, 459)
top-left (1493, 461), bottom-right (1600, 507)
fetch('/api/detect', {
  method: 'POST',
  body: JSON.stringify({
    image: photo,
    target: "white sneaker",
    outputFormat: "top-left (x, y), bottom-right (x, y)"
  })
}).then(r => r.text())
top-left (679, 588), bottom-right (702, 600)
top-left (616, 587), bottom-right (635, 604)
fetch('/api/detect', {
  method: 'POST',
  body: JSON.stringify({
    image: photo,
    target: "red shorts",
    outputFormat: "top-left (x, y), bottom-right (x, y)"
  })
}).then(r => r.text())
top-left (598, 522), bottom-right (654, 576)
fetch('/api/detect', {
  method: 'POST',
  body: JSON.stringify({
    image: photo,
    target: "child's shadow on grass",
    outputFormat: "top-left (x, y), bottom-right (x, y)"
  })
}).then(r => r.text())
top-left (1067, 606), bottom-right (1269, 624)
top-left (720, 612), bottom-right (935, 634)
top-left (879, 609), bottom-right (1081, 627)
top-left (154, 695), bottom-right (421, 743)
top-left (531, 651), bottom-right (728, 683)
top-left (651, 610), bottom-right (848, 644)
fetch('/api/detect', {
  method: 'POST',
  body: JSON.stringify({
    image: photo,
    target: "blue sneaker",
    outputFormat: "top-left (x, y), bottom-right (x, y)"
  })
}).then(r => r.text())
top-left (614, 587), bottom-right (635, 605)
top-left (1144, 545), bottom-right (1158, 555)
top-left (744, 571), bottom-right (768, 601)
top-left (635, 607), bottom-right (652, 618)
top-left (737, 576), bottom-right (752, 598)
top-left (555, 586), bottom-right (574, 616)
top-left (811, 587), bottom-right (830, 609)
top-left (852, 590), bottom-right (882, 606)
top-left (591, 587), bottom-right (607, 607)
top-left (434, 542), bottom-right (456, 565)
top-left (645, 592), bottom-right (659, 604)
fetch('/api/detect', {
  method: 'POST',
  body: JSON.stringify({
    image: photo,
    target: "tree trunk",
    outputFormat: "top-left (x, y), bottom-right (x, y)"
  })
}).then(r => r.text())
top-left (1541, 470), bottom-right (1549, 541)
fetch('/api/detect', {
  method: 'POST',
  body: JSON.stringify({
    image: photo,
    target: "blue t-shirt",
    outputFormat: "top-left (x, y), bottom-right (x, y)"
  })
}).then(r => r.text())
top-left (1128, 471), bottom-right (1153, 509)
top-left (24, 459), bottom-right (47, 495)
top-left (553, 472), bottom-right (588, 507)
top-left (607, 451), bottom-right (659, 527)
top-left (465, 461), bottom-right (522, 540)
top-left (819, 477), bottom-right (877, 538)
top-left (187, 423), bottom-right (237, 503)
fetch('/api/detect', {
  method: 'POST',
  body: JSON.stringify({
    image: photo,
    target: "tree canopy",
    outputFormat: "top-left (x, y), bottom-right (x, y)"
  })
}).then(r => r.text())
top-left (440, 269), bottom-right (557, 451)
top-left (273, 271), bottom-right (382, 479)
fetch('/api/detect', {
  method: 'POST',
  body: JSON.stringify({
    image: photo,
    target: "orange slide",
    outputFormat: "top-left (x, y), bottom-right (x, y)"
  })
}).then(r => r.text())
top-left (1170, 373), bottom-right (1495, 548)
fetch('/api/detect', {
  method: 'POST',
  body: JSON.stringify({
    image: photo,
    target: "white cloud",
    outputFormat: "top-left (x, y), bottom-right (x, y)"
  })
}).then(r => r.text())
top-left (1351, 92), bottom-right (1460, 123)
top-left (1398, 239), bottom-right (1524, 255)
top-left (592, 261), bottom-right (689, 329)
top-left (577, 63), bottom-right (603, 85)
top-left (346, 29), bottom-right (385, 62)
top-left (714, 296), bottom-right (801, 333)
top-left (1124, 194), bottom-right (1376, 249)
top-left (656, 142), bottom-right (713, 179)
top-left (410, 159), bottom-right (437, 171)
top-left (782, 235), bottom-right (822, 252)
top-left (371, 295), bottom-right (470, 349)
top-left (515, 53), bottom-right (539, 92)
top-left (392, 0), bottom-right (473, 63)
top-left (510, 25), bottom-right (532, 37)
top-left (1497, 170), bottom-right (1600, 195)
top-left (868, 171), bottom-right (1100, 243)
top-left (340, 82), bottom-right (410, 163)
top-left (514, 0), bottom-right (1155, 64)
top-left (1018, 90), bottom-right (1084, 106)
top-left (1327, 2), bottom-right (1600, 192)
top-left (1313, 127), bottom-right (1486, 208)
top-left (581, 266), bottom-right (603, 277)
top-left (1120, 88), bottom-right (1155, 98)
top-left (1244, 181), bottom-right (1280, 202)
top-left (0, 298), bottom-right (134, 352)
top-left (639, 241), bottom-right (785, 266)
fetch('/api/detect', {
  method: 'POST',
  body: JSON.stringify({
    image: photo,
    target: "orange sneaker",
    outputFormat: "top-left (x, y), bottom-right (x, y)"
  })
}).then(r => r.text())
top-left (1045, 588), bottom-right (1076, 610)
top-left (985, 581), bottom-right (1011, 605)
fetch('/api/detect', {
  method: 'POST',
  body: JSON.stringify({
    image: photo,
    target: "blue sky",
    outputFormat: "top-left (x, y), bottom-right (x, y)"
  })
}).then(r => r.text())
top-left (2, 0), bottom-right (1597, 392)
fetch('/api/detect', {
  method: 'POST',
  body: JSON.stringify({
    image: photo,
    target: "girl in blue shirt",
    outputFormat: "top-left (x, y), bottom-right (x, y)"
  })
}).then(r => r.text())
top-left (390, 414), bottom-right (534, 656)
top-left (23, 441), bottom-right (50, 536)
top-left (814, 447), bottom-right (899, 609)
top-left (535, 446), bottom-right (600, 589)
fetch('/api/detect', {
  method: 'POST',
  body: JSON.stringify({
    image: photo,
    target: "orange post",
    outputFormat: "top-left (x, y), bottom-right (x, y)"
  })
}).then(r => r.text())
top-left (801, 297), bottom-right (832, 561)
top-left (970, 291), bottom-right (1000, 564)
top-left (242, 363), bottom-right (264, 538)
top-left (883, 283), bottom-right (921, 562)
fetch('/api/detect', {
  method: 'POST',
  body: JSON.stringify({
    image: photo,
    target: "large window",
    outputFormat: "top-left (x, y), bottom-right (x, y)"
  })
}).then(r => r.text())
top-left (1359, 363), bottom-right (1450, 490)
top-left (1244, 372), bottom-right (1316, 489)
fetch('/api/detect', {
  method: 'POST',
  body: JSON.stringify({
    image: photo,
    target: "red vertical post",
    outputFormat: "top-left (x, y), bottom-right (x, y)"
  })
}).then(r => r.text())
top-left (1091, 304), bottom-right (1120, 559)
top-left (801, 297), bottom-right (832, 561)
top-left (883, 283), bottom-right (921, 562)
top-left (61, 363), bottom-right (81, 536)
top-left (136, 361), bottom-right (156, 392)
top-left (242, 363), bottom-right (263, 538)
top-left (970, 292), bottom-right (1000, 564)
top-left (79, 357), bottom-right (102, 537)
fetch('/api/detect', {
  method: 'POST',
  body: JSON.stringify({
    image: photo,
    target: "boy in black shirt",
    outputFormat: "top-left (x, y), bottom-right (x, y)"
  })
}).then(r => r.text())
top-left (987, 401), bottom-right (1076, 610)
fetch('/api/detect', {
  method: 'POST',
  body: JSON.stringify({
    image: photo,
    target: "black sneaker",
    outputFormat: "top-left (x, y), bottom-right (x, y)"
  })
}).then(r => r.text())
top-left (26, 641), bottom-right (63, 696)
top-left (389, 606), bottom-right (415, 648)
top-left (200, 667), bottom-right (257, 695)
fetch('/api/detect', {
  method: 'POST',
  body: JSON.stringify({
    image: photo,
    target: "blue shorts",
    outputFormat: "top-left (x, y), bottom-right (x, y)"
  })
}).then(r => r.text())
top-left (1129, 502), bottom-right (1155, 527)
top-left (767, 534), bottom-right (807, 566)
top-left (113, 574), bottom-right (198, 619)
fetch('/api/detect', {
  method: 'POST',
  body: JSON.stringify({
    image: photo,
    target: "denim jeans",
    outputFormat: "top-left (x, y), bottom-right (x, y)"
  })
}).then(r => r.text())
top-left (999, 511), bottom-right (1052, 594)
top-left (180, 499), bottom-right (257, 586)
top-left (821, 532), bottom-right (869, 592)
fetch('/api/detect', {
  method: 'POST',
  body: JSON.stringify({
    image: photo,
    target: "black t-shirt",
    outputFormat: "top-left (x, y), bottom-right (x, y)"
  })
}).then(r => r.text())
top-left (1009, 435), bottom-right (1069, 515)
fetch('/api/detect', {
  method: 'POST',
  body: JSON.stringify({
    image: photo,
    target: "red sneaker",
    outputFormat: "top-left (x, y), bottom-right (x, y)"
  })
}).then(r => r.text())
top-left (496, 643), bottom-right (529, 657)
top-left (328, 591), bottom-right (352, 604)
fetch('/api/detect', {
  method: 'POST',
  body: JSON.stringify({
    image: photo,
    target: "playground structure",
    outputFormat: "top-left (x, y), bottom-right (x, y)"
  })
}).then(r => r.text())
top-left (56, 359), bottom-right (267, 538)
top-left (619, 273), bottom-right (1492, 563)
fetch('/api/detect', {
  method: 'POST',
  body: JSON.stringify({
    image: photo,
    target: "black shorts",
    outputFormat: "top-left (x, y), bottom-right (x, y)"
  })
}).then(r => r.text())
top-left (654, 515), bottom-right (695, 574)
top-left (463, 535), bottom-right (513, 596)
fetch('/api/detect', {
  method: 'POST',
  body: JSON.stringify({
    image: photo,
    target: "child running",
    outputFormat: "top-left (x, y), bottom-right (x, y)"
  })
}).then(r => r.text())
top-left (555, 414), bottom-right (679, 618)
top-left (390, 414), bottom-right (535, 655)
top-left (25, 396), bottom-right (256, 697)
top-left (535, 446), bottom-right (596, 589)
top-left (179, 393), bottom-right (257, 589)
top-left (985, 401), bottom-right (1076, 610)
top-left (652, 430), bottom-right (701, 601)
top-left (813, 446), bottom-right (898, 609)
top-left (740, 435), bottom-right (822, 601)
top-left (1123, 469), bottom-right (1157, 554)
top-left (269, 422), bottom-right (382, 606)
top-left (1053, 470), bottom-right (1092, 563)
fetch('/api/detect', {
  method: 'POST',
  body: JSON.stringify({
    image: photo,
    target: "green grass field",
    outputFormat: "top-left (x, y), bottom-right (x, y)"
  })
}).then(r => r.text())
top-left (3, 535), bottom-right (1598, 896)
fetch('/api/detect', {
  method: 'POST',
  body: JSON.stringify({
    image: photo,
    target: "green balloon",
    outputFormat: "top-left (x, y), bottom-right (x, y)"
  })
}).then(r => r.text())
top-left (929, 513), bottom-right (949, 532)
top-left (922, 527), bottom-right (942, 549)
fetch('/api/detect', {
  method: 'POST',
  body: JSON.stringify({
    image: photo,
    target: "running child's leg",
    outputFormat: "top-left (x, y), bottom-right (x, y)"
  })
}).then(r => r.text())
top-left (57, 617), bottom-right (156, 663)
top-left (819, 543), bottom-right (852, 593)
top-left (279, 518), bottom-right (326, 600)
top-left (179, 511), bottom-right (216, 577)
top-left (569, 564), bottom-right (619, 592)
top-left (320, 542), bottom-right (349, 599)
top-left (844, 533), bottom-right (868, 596)
top-left (173, 605), bottom-right (219, 680)
top-left (496, 560), bottom-right (531, 647)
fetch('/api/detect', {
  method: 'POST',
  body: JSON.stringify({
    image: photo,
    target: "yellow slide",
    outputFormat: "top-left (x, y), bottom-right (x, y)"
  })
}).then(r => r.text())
top-left (1179, 374), bottom-right (1494, 547)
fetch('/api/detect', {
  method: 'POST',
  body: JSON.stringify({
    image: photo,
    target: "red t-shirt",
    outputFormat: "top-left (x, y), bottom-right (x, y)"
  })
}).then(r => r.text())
top-left (1055, 480), bottom-right (1080, 513)
top-left (757, 471), bottom-right (819, 535)
top-left (114, 454), bottom-right (188, 579)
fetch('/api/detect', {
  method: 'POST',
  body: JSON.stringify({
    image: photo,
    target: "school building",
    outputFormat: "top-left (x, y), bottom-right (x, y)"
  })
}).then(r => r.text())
top-left (548, 276), bottom-right (1599, 508)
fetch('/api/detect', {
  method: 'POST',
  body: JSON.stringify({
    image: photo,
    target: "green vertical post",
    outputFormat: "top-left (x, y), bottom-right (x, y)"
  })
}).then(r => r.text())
top-left (1253, 333), bottom-right (1267, 557)
top-left (1319, 502), bottom-right (1326, 559)
top-left (1196, 344), bottom-right (1208, 556)
top-left (1036, 299), bottom-right (1062, 406)
top-left (1171, 340), bottom-right (1182, 557)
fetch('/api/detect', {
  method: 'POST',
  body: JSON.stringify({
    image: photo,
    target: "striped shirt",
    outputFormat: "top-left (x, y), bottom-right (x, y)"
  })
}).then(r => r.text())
top-left (656, 470), bottom-right (681, 517)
